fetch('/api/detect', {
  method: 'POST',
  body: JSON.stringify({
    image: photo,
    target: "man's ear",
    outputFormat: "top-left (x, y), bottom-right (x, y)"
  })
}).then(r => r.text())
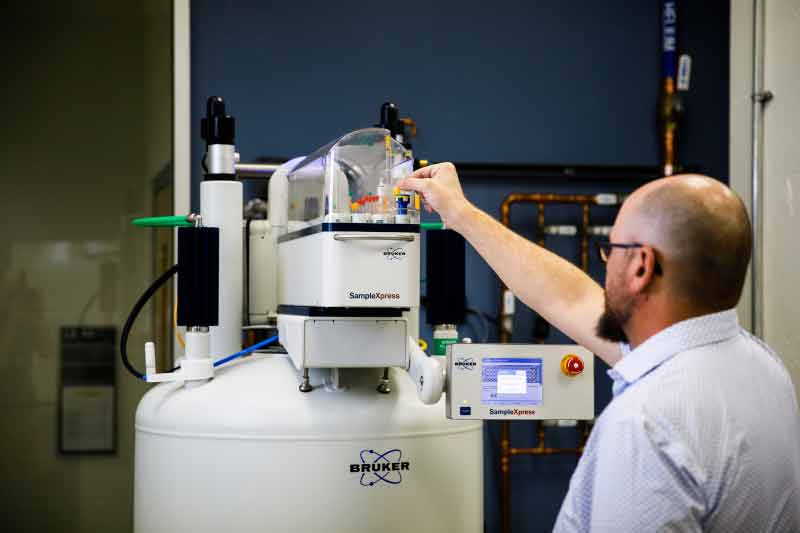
top-left (629, 247), bottom-right (657, 294)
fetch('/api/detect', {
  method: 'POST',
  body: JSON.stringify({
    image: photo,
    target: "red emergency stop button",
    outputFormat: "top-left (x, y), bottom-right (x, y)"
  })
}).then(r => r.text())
top-left (561, 354), bottom-right (584, 376)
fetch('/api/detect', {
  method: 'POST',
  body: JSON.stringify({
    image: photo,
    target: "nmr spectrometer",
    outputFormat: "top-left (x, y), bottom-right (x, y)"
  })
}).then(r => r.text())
top-left (126, 97), bottom-right (593, 532)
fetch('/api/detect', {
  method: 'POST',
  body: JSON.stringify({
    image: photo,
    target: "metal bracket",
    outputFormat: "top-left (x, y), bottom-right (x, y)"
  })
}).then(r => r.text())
top-left (753, 90), bottom-right (774, 104)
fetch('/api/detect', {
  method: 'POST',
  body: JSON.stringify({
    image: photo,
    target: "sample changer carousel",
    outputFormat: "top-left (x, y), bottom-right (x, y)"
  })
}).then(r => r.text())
top-left (127, 97), bottom-right (594, 532)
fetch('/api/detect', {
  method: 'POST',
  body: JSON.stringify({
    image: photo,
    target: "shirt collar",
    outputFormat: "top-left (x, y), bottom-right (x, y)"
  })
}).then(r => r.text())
top-left (608, 309), bottom-right (741, 392)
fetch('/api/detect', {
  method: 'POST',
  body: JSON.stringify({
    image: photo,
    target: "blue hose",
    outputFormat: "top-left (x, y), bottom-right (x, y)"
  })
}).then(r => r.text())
top-left (213, 335), bottom-right (280, 368)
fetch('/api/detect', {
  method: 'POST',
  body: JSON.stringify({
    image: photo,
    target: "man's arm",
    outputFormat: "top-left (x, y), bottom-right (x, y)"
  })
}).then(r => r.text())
top-left (399, 162), bottom-right (621, 366)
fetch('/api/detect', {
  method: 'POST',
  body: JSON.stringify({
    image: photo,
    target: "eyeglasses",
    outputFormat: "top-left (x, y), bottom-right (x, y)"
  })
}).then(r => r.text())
top-left (596, 241), bottom-right (663, 275)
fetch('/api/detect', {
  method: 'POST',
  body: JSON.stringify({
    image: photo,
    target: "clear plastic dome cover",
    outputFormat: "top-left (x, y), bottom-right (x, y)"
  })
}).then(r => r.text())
top-left (287, 128), bottom-right (418, 225)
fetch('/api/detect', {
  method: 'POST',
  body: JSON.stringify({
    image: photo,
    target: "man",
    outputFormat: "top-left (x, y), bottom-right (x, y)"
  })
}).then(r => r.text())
top-left (399, 164), bottom-right (800, 532)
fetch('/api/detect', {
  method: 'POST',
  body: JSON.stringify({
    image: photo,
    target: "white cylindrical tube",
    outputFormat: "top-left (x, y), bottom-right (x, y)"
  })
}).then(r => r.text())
top-left (185, 330), bottom-right (211, 360)
top-left (201, 180), bottom-right (243, 359)
top-left (183, 330), bottom-right (212, 388)
top-left (144, 342), bottom-right (156, 375)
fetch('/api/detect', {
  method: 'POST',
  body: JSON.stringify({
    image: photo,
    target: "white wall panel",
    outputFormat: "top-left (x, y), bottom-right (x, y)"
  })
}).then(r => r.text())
top-left (762, 0), bottom-right (800, 391)
top-left (731, 0), bottom-right (800, 394)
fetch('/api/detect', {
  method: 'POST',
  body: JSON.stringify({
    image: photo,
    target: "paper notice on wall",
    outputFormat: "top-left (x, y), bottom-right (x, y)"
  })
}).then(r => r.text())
top-left (60, 385), bottom-right (114, 452)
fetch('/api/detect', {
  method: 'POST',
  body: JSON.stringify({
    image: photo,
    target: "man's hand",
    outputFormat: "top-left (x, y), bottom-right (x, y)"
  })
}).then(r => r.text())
top-left (398, 163), bottom-right (472, 231)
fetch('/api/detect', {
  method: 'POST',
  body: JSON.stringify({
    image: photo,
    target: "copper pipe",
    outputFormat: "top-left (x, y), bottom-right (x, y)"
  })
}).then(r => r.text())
top-left (399, 117), bottom-right (417, 138)
top-left (498, 193), bottom-right (600, 345)
top-left (509, 422), bottom-right (587, 456)
top-left (510, 447), bottom-right (583, 455)
top-left (580, 203), bottom-right (591, 271)
top-left (499, 193), bottom-right (597, 227)
top-left (498, 193), bottom-right (601, 344)
top-left (500, 420), bottom-right (511, 533)
top-left (497, 192), bottom-right (613, 533)
top-left (659, 77), bottom-right (679, 176)
top-left (580, 420), bottom-right (591, 447)
top-left (537, 203), bottom-right (546, 246)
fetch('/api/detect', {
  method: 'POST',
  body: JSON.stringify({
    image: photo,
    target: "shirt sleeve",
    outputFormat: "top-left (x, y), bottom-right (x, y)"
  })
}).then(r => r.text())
top-left (554, 410), bottom-right (707, 532)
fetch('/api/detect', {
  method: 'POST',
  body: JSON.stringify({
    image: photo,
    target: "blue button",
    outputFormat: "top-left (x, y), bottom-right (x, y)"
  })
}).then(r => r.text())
top-left (460, 406), bottom-right (472, 416)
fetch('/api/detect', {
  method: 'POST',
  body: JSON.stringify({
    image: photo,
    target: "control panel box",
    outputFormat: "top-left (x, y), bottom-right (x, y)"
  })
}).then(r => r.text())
top-left (446, 344), bottom-right (594, 420)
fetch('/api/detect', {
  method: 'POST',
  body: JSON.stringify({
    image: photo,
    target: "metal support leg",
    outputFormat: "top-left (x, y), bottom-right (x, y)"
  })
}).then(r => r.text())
top-left (299, 367), bottom-right (312, 392)
top-left (376, 367), bottom-right (391, 394)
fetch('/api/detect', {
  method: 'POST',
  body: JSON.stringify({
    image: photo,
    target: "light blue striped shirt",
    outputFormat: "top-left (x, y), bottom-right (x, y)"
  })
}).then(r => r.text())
top-left (554, 309), bottom-right (800, 532)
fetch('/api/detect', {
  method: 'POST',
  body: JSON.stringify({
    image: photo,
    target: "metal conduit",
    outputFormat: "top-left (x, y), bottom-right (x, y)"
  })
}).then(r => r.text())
top-left (750, 0), bottom-right (770, 338)
top-left (235, 162), bottom-right (282, 178)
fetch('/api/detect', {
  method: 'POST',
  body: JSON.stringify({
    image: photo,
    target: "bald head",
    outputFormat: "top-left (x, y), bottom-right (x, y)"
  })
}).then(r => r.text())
top-left (617, 175), bottom-right (751, 312)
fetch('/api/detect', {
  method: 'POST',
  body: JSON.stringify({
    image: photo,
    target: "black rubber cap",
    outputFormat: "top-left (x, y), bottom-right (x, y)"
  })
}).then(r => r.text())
top-left (201, 96), bottom-right (235, 146)
top-left (380, 102), bottom-right (400, 135)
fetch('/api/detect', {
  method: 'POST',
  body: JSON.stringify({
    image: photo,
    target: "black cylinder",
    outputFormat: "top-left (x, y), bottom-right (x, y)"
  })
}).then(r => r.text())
top-left (425, 230), bottom-right (466, 325)
top-left (380, 102), bottom-right (399, 134)
top-left (378, 102), bottom-right (412, 149)
top-left (201, 96), bottom-right (235, 146)
top-left (177, 227), bottom-right (220, 327)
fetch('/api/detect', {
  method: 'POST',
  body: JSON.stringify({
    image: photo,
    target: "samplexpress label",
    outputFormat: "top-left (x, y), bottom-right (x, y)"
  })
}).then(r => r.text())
top-left (348, 291), bottom-right (400, 301)
top-left (489, 408), bottom-right (537, 416)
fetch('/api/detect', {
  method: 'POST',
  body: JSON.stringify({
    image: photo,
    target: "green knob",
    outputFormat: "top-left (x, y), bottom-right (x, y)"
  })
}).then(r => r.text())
top-left (132, 215), bottom-right (193, 228)
top-left (420, 222), bottom-right (444, 230)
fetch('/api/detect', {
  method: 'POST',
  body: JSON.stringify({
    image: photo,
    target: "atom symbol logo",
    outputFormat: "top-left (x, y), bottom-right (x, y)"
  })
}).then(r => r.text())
top-left (359, 449), bottom-right (404, 486)
top-left (455, 357), bottom-right (477, 371)
top-left (383, 247), bottom-right (406, 261)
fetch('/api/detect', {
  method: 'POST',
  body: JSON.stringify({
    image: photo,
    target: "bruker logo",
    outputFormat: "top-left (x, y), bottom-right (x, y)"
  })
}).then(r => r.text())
top-left (349, 449), bottom-right (410, 486)
top-left (382, 247), bottom-right (406, 261)
top-left (455, 357), bottom-right (477, 371)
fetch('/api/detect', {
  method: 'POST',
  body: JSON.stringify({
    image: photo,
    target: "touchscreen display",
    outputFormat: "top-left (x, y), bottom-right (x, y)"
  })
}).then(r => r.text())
top-left (481, 358), bottom-right (542, 405)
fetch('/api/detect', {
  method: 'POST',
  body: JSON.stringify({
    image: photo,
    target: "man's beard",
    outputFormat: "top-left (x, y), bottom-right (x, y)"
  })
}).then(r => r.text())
top-left (595, 290), bottom-right (632, 344)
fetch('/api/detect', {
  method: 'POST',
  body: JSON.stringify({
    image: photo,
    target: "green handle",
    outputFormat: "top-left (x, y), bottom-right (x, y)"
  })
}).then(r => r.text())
top-left (420, 222), bottom-right (444, 230)
top-left (133, 215), bottom-right (192, 228)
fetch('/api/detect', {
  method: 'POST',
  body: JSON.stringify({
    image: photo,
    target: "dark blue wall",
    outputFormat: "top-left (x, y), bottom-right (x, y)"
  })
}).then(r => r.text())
top-left (191, 1), bottom-right (728, 531)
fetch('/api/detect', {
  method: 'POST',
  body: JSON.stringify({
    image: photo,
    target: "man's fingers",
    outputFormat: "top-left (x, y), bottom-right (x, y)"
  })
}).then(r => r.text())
top-left (397, 176), bottom-right (429, 192)
top-left (408, 165), bottom-right (436, 180)
top-left (400, 162), bottom-right (457, 188)
top-left (407, 161), bottom-right (455, 180)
